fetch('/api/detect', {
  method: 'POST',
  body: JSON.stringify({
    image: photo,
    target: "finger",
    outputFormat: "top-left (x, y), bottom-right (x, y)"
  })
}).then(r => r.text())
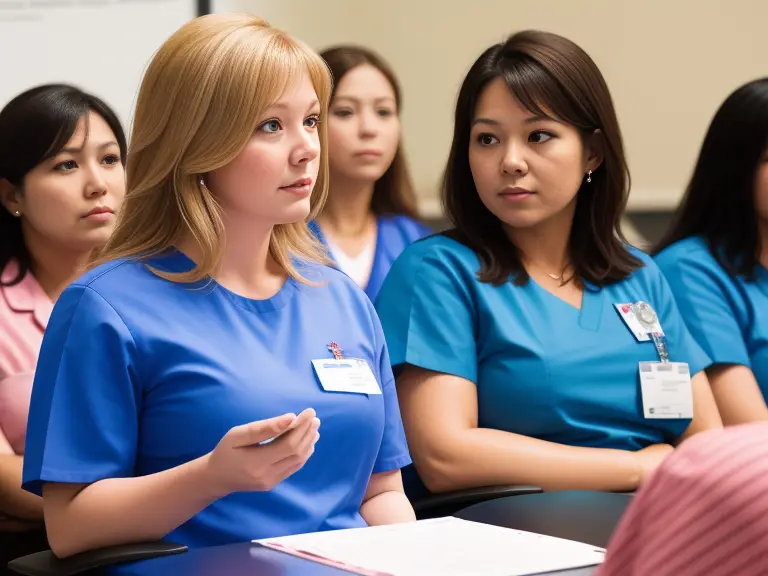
top-left (229, 413), bottom-right (297, 448)
top-left (271, 431), bottom-right (319, 481)
top-left (266, 416), bottom-right (319, 458)
top-left (284, 416), bottom-right (320, 450)
top-left (273, 408), bottom-right (315, 439)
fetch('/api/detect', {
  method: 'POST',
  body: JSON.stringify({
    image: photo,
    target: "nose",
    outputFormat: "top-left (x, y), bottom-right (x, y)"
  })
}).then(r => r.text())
top-left (290, 126), bottom-right (320, 167)
top-left (83, 164), bottom-right (108, 198)
top-left (358, 108), bottom-right (378, 139)
top-left (501, 141), bottom-right (528, 176)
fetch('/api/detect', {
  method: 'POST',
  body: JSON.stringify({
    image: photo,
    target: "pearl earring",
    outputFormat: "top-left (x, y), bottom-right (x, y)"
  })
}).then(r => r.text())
top-left (587, 170), bottom-right (592, 184)
top-left (14, 210), bottom-right (20, 217)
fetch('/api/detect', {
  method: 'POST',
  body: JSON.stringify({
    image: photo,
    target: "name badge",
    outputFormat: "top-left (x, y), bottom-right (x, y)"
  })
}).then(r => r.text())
top-left (312, 358), bottom-right (382, 395)
top-left (615, 303), bottom-right (650, 341)
top-left (639, 362), bottom-right (693, 419)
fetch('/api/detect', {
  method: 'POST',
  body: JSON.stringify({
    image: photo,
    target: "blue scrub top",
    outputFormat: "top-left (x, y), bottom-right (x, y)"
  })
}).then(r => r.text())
top-left (376, 234), bottom-right (711, 456)
top-left (309, 215), bottom-right (431, 301)
top-left (23, 251), bottom-right (410, 556)
top-left (655, 236), bottom-right (768, 398)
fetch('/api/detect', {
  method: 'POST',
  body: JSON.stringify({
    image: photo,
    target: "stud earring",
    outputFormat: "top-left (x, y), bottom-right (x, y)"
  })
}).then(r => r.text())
top-left (587, 169), bottom-right (592, 184)
top-left (14, 210), bottom-right (20, 217)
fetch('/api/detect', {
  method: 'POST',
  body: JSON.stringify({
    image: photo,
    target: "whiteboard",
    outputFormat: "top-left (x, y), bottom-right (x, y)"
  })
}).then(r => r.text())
top-left (0, 0), bottom-right (198, 133)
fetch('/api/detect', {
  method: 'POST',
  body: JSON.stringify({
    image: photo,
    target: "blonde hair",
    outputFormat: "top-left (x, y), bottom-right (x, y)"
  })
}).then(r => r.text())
top-left (90, 13), bottom-right (331, 283)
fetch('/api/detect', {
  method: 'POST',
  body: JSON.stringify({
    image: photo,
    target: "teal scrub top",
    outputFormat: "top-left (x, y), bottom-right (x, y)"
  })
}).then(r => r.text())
top-left (375, 234), bottom-right (711, 452)
top-left (655, 236), bottom-right (768, 398)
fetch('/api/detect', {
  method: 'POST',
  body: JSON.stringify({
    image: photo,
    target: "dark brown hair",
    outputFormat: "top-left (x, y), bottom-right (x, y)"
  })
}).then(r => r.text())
top-left (320, 45), bottom-right (419, 218)
top-left (443, 30), bottom-right (641, 286)
top-left (655, 78), bottom-right (768, 280)
top-left (0, 84), bottom-right (127, 286)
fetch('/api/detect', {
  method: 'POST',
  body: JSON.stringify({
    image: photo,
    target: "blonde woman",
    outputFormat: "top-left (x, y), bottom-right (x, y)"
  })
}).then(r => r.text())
top-left (21, 14), bottom-right (415, 563)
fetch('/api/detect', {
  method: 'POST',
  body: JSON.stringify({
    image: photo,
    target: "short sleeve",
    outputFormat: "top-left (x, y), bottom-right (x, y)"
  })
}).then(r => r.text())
top-left (375, 245), bottom-right (478, 383)
top-left (648, 260), bottom-right (713, 376)
top-left (657, 251), bottom-right (750, 369)
top-left (22, 285), bottom-right (141, 495)
top-left (370, 307), bottom-right (411, 474)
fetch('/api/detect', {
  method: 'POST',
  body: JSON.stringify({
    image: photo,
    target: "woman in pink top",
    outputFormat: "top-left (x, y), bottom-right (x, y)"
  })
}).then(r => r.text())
top-left (0, 85), bottom-right (126, 536)
top-left (599, 422), bottom-right (768, 575)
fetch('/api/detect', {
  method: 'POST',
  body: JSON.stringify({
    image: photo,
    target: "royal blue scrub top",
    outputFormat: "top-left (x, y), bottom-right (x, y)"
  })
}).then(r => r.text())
top-left (655, 236), bottom-right (768, 398)
top-left (376, 234), bottom-right (711, 456)
top-left (309, 215), bottom-right (431, 301)
top-left (22, 251), bottom-right (410, 563)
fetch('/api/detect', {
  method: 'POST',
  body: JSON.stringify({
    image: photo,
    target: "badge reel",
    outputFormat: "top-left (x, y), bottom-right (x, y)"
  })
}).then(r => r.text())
top-left (632, 301), bottom-right (693, 420)
top-left (631, 301), bottom-right (668, 363)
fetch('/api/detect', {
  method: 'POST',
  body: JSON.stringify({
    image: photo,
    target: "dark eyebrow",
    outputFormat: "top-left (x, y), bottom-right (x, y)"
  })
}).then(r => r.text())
top-left (57, 141), bottom-right (120, 155)
top-left (333, 95), bottom-right (396, 105)
top-left (472, 118), bottom-right (501, 128)
top-left (471, 114), bottom-right (554, 128)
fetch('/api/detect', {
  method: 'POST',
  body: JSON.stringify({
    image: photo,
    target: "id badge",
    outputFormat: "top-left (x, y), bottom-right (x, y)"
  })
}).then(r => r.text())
top-left (615, 303), bottom-right (651, 341)
top-left (639, 362), bottom-right (693, 419)
top-left (311, 358), bottom-right (382, 395)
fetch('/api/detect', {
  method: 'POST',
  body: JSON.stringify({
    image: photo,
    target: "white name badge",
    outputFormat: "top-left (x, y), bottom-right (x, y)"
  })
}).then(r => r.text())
top-left (639, 362), bottom-right (693, 419)
top-left (312, 358), bottom-right (382, 395)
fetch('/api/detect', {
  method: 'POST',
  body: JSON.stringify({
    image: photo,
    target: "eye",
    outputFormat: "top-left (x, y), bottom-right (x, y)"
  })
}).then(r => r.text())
top-left (332, 108), bottom-right (353, 118)
top-left (258, 119), bottom-right (282, 133)
top-left (304, 114), bottom-right (321, 129)
top-left (377, 109), bottom-right (394, 117)
top-left (54, 160), bottom-right (77, 172)
top-left (102, 154), bottom-right (121, 165)
top-left (529, 130), bottom-right (554, 144)
top-left (476, 133), bottom-right (499, 146)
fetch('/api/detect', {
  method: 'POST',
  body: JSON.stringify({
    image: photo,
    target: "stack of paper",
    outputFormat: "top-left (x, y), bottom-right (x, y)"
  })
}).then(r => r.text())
top-left (255, 517), bottom-right (605, 575)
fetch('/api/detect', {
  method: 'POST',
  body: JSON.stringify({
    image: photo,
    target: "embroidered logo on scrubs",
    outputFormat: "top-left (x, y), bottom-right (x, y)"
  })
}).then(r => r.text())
top-left (327, 341), bottom-right (344, 360)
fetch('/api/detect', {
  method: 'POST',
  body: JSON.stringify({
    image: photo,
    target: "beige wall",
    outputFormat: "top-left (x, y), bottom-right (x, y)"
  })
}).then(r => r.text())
top-left (216, 0), bottom-right (768, 218)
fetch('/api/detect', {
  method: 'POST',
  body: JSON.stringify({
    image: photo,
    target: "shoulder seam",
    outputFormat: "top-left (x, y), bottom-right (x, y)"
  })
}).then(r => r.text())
top-left (72, 260), bottom-right (133, 288)
top-left (80, 284), bottom-right (143, 381)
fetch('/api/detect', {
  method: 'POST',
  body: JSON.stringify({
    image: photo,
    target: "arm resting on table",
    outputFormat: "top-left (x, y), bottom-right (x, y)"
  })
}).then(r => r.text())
top-left (396, 366), bottom-right (643, 494)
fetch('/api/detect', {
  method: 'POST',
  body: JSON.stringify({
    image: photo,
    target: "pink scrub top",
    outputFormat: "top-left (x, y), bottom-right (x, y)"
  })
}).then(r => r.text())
top-left (0, 261), bottom-right (52, 455)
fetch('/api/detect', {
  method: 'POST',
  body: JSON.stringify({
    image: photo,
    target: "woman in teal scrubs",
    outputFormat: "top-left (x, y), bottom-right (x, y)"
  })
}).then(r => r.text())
top-left (655, 78), bottom-right (768, 425)
top-left (375, 31), bottom-right (722, 498)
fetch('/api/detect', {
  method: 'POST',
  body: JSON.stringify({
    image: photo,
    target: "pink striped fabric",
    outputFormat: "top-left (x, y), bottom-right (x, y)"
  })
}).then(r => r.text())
top-left (598, 423), bottom-right (768, 576)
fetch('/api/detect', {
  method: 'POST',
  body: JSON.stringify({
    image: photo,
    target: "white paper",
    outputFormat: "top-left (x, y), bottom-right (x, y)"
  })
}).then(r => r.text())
top-left (255, 517), bottom-right (605, 576)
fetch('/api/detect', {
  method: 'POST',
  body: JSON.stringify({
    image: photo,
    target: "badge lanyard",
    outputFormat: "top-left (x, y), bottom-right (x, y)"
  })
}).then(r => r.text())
top-left (631, 301), bottom-right (669, 363)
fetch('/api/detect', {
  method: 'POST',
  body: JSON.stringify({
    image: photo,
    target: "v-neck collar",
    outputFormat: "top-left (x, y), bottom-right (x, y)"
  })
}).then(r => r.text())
top-left (527, 277), bottom-right (604, 332)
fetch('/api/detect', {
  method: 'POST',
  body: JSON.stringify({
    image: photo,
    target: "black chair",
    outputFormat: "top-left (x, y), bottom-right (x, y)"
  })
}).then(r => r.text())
top-left (411, 484), bottom-right (542, 519)
top-left (7, 543), bottom-right (187, 576)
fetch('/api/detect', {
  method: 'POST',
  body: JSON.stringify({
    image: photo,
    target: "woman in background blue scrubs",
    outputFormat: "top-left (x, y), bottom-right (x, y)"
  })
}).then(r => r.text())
top-left (375, 31), bottom-right (722, 498)
top-left (21, 14), bottom-right (414, 565)
top-left (310, 46), bottom-right (430, 301)
top-left (655, 78), bottom-right (768, 425)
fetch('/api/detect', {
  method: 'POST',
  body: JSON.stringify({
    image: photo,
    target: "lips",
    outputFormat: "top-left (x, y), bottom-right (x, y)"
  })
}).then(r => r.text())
top-left (281, 177), bottom-right (313, 189)
top-left (83, 206), bottom-right (113, 218)
top-left (355, 149), bottom-right (383, 157)
top-left (499, 186), bottom-right (533, 196)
